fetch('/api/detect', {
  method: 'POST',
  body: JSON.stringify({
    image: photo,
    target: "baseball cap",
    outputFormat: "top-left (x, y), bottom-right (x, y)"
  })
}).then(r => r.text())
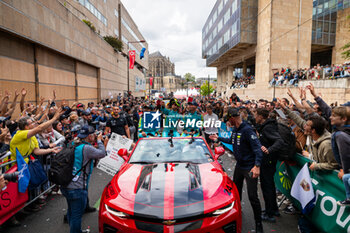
top-left (59, 115), bottom-right (69, 121)
top-left (227, 108), bottom-right (240, 118)
top-left (77, 125), bottom-right (95, 138)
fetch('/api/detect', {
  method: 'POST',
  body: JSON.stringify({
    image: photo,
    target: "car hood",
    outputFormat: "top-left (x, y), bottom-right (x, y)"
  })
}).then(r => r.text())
top-left (108, 162), bottom-right (236, 220)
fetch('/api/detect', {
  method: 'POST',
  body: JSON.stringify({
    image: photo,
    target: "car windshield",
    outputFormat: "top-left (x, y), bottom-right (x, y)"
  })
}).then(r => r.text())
top-left (129, 138), bottom-right (213, 164)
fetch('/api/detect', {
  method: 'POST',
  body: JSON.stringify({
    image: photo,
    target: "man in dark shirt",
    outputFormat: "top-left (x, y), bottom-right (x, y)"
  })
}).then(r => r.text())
top-left (210, 108), bottom-right (264, 233)
top-left (255, 108), bottom-right (286, 222)
top-left (105, 107), bottom-right (130, 138)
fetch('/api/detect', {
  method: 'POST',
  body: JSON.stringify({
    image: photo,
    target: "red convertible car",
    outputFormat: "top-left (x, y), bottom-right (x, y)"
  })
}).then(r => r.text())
top-left (99, 137), bottom-right (241, 233)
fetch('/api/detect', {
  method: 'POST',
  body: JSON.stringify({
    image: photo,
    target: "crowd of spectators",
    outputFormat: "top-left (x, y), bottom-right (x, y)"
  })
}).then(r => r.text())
top-left (230, 75), bottom-right (255, 89)
top-left (270, 63), bottom-right (350, 87)
top-left (0, 84), bottom-right (349, 231)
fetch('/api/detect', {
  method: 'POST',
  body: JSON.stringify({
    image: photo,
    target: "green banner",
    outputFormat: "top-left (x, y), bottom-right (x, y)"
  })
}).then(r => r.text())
top-left (275, 154), bottom-right (350, 232)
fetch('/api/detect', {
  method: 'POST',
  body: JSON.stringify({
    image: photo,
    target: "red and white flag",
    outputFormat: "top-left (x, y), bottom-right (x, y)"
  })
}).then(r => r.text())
top-left (129, 50), bottom-right (135, 69)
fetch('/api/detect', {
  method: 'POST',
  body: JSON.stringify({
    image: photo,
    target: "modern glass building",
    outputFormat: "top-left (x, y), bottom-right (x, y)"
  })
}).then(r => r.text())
top-left (202, 0), bottom-right (350, 103)
top-left (203, 0), bottom-right (350, 71)
top-left (312, 0), bottom-right (350, 45)
top-left (202, 0), bottom-right (258, 66)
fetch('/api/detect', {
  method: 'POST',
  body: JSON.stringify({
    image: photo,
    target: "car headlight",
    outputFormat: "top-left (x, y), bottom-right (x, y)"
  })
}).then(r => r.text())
top-left (212, 201), bottom-right (235, 216)
top-left (105, 204), bottom-right (129, 218)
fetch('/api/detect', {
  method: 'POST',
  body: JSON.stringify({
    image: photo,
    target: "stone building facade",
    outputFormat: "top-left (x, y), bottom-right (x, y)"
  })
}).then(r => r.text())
top-left (0, 0), bottom-right (148, 112)
top-left (202, 0), bottom-right (350, 103)
top-left (146, 51), bottom-right (181, 93)
top-left (148, 51), bottom-right (175, 77)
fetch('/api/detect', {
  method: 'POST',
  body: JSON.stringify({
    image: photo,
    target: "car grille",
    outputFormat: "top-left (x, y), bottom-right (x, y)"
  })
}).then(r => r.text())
top-left (135, 220), bottom-right (203, 232)
top-left (103, 224), bottom-right (118, 233)
top-left (222, 221), bottom-right (236, 233)
top-left (132, 212), bottom-right (210, 224)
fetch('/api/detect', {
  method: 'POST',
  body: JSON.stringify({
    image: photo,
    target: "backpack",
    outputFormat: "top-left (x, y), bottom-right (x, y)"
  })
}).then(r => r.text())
top-left (277, 123), bottom-right (296, 161)
top-left (49, 143), bottom-right (88, 186)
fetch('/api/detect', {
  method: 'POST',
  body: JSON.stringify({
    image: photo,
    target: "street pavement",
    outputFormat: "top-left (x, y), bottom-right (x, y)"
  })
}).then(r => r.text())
top-left (1, 150), bottom-right (300, 233)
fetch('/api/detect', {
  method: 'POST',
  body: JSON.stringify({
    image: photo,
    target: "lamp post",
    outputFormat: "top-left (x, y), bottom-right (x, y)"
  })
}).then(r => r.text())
top-left (127, 40), bottom-right (146, 94)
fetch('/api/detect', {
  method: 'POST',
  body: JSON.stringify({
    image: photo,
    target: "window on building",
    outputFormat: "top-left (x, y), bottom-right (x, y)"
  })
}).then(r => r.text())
top-left (232, 0), bottom-right (237, 14)
top-left (77, 0), bottom-right (107, 26)
top-left (224, 30), bottom-right (230, 44)
top-left (217, 38), bottom-right (222, 51)
top-left (213, 27), bottom-right (217, 38)
top-left (213, 10), bottom-right (217, 23)
top-left (218, 0), bottom-right (223, 14)
top-left (218, 19), bottom-right (223, 32)
top-left (224, 10), bottom-right (230, 24)
top-left (232, 21), bottom-right (237, 36)
top-left (121, 18), bottom-right (144, 53)
top-left (323, 21), bottom-right (329, 33)
top-left (317, 4), bottom-right (323, 15)
top-left (330, 22), bottom-right (336, 33)
top-left (115, 9), bottom-right (119, 18)
top-left (330, 0), bottom-right (336, 9)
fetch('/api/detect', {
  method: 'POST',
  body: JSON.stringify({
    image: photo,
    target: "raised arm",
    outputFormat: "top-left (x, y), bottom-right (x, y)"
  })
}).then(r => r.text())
top-left (287, 88), bottom-right (304, 110)
top-left (278, 98), bottom-right (306, 129)
top-left (20, 88), bottom-right (27, 112)
top-left (307, 83), bottom-right (331, 120)
top-left (27, 107), bottom-right (64, 139)
top-left (0, 91), bottom-right (10, 116)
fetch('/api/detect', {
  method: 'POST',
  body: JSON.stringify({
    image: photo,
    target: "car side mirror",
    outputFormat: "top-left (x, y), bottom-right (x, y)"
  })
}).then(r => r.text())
top-left (214, 147), bottom-right (225, 160)
top-left (118, 148), bottom-right (129, 161)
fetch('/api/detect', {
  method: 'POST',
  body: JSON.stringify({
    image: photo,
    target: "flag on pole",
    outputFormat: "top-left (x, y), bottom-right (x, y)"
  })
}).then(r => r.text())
top-left (140, 47), bottom-right (146, 59)
top-left (291, 163), bottom-right (315, 214)
top-left (129, 50), bottom-right (135, 69)
top-left (16, 148), bottom-right (30, 193)
top-left (150, 77), bottom-right (153, 87)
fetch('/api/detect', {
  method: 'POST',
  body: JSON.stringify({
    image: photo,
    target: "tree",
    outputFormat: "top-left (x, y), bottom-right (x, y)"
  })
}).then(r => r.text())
top-left (341, 15), bottom-right (350, 59)
top-left (184, 73), bottom-right (196, 84)
top-left (200, 81), bottom-right (215, 96)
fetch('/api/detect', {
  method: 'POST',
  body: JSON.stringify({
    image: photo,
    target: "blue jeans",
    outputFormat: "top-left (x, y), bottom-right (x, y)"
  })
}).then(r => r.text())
top-left (61, 188), bottom-right (88, 233)
top-left (343, 174), bottom-right (350, 199)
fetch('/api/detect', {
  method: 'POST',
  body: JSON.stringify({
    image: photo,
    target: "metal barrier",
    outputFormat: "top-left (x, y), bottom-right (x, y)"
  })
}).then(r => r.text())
top-left (0, 151), bottom-right (56, 208)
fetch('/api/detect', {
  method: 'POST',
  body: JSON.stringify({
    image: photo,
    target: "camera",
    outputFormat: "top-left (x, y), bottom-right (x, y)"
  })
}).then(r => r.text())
top-left (3, 172), bottom-right (19, 182)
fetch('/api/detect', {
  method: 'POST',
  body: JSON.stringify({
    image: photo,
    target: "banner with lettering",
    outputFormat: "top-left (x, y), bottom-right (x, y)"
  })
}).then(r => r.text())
top-left (129, 50), bottom-right (135, 69)
top-left (97, 133), bottom-right (133, 176)
top-left (275, 155), bottom-right (350, 232)
top-left (135, 76), bottom-right (146, 92)
top-left (218, 122), bottom-right (233, 151)
top-left (0, 166), bottom-right (28, 225)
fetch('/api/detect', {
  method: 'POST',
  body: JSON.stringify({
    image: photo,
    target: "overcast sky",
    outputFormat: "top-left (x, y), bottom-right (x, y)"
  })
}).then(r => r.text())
top-left (122, 0), bottom-right (217, 79)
